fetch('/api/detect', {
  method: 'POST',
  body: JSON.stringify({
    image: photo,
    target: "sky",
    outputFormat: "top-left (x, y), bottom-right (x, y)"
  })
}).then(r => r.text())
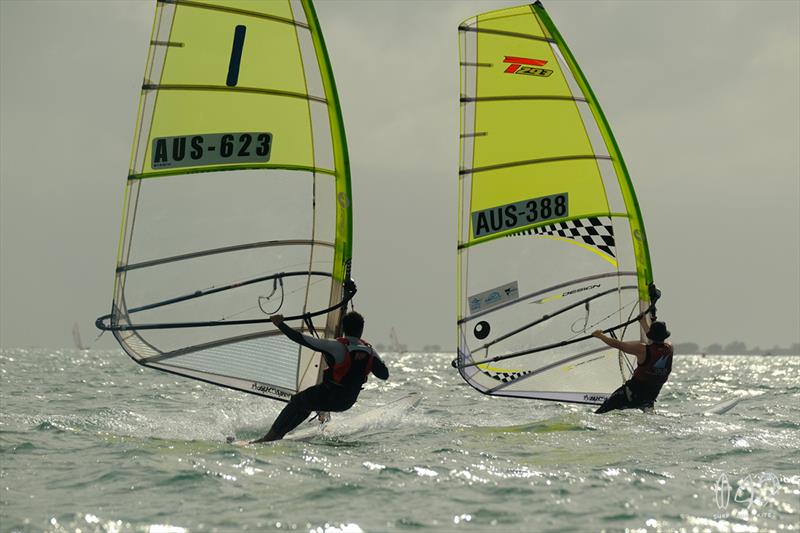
top-left (1, 0), bottom-right (798, 351)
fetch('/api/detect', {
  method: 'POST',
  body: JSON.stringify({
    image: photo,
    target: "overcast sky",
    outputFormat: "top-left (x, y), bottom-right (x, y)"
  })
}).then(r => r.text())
top-left (1, 0), bottom-right (798, 351)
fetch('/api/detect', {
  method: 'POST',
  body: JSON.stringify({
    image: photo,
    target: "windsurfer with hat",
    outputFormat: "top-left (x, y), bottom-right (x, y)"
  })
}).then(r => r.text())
top-left (591, 320), bottom-right (673, 413)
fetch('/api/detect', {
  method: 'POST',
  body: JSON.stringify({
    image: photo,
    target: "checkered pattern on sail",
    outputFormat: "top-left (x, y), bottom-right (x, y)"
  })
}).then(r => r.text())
top-left (481, 368), bottom-right (533, 383)
top-left (513, 217), bottom-right (616, 258)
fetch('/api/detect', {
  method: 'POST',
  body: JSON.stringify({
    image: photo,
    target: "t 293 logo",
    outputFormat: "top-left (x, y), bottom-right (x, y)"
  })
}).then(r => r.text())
top-left (503, 56), bottom-right (553, 77)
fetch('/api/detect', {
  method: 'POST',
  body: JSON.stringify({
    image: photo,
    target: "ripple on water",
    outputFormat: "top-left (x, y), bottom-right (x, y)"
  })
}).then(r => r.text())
top-left (2, 350), bottom-right (799, 532)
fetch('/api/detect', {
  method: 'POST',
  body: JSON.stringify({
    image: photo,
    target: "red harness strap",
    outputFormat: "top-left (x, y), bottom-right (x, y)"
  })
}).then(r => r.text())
top-left (632, 343), bottom-right (673, 385)
top-left (327, 337), bottom-right (374, 385)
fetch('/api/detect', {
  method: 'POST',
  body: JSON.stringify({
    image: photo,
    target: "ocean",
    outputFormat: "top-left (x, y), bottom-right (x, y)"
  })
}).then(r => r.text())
top-left (1, 349), bottom-right (798, 532)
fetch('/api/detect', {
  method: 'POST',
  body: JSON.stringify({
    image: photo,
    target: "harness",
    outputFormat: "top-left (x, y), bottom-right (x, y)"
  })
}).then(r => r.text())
top-left (324, 337), bottom-right (375, 386)
top-left (632, 343), bottom-right (673, 386)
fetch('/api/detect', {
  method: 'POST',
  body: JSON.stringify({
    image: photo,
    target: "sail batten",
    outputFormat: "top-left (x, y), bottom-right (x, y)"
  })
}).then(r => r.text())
top-left (159, 0), bottom-right (312, 29)
top-left (141, 84), bottom-right (328, 103)
top-left (460, 154), bottom-right (612, 175)
top-left (458, 26), bottom-right (555, 44)
top-left (117, 239), bottom-right (335, 272)
top-left (128, 165), bottom-right (337, 181)
top-left (461, 95), bottom-right (588, 103)
top-left (456, 2), bottom-right (654, 405)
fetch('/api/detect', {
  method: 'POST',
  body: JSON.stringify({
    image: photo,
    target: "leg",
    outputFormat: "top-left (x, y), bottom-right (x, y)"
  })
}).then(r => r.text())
top-left (251, 398), bottom-right (312, 443)
top-left (595, 385), bottom-right (635, 414)
top-left (251, 385), bottom-right (330, 443)
top-left (627, 382), bottom-right (658, 412)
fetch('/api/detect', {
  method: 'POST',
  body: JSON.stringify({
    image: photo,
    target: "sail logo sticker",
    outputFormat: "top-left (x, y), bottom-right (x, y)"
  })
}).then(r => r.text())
top-left (152, 132), bottom-right (272, 170)
top-left (472, 193), bottom-right (568, 238)
top-left (583, 394), bottom-right (607, 403)
top-left (503, 56), bottom-right (553, 77)
top-left (469, 281), bottom-right (519, 313)
top-left (531, 283), bottom-right (601, 304)
top-left (251, 381), bottom-right (291, 400)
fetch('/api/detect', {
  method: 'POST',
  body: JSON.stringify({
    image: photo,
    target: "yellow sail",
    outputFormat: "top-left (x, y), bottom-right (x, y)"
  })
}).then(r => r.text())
top-left (455, 3), bottom-right (656, 405)
top-left (98, 0), bottom-right (352, 402)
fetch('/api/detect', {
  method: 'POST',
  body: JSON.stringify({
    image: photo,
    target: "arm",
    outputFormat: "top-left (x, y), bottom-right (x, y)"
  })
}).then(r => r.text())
top-left (271, 315), bottom-right (346, 366)
top-left (592, 330), bottom-right (647, 363)
top-left (370, 349), bottom-right (389, 380)
top-left (639, 314), bottom-right (651, 335)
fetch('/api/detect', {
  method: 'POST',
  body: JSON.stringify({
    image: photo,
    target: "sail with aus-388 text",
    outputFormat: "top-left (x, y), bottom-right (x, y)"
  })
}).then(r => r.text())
top-left (455, 1), bottom-right (658, 405)
top-left (96, 0), bottom-right (353, 403)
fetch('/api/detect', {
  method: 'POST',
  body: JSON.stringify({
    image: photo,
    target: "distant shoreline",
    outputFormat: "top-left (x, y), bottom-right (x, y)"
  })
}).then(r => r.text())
top-left (673, 341), bottom-right (800, 357)
top-left (675, 353), bottom-right (800, 357)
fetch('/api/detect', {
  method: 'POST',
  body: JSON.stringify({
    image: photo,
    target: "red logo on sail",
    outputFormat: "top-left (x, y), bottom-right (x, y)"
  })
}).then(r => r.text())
top-left (503, 56), bottom-right (553, 77)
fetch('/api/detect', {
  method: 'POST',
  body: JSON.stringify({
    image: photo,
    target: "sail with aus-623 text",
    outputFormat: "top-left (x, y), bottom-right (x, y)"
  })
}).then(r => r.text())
top-left (96, 0), bottom-right (353, 403)
top-left (455, 1), bottom-right (658, 405)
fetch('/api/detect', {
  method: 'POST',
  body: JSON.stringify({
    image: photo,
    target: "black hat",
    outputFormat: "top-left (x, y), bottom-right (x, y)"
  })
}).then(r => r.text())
top-left (646, 321), bottom-right (670, 342)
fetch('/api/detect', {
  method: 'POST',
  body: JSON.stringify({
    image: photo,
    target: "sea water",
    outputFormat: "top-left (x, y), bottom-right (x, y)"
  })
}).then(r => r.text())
top-left (1, 349), bottom-right (798, 532)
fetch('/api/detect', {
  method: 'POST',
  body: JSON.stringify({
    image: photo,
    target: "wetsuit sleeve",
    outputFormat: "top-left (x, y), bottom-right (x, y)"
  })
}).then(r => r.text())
top-left (276, 322), bottom-right (347, 366)
top-left (370, 349), bottom-right (389, 380)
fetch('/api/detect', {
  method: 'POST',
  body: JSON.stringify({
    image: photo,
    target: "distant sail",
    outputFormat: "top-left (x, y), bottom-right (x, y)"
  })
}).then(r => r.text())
top-left (455, 2), bottom-right (656, 405)
top-left (96, 0), bottom-right (353, 402)
top-left (72, 322), bottom-right (87, 351)
top-left (388, 327), bottom-right (406, 354)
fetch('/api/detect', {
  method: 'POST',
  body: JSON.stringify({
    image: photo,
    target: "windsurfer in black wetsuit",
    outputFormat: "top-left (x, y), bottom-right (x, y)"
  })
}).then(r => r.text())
top-left (591, 320), bottom-right (673, 414)
top-left (251, 311), bottom-right (389, 443)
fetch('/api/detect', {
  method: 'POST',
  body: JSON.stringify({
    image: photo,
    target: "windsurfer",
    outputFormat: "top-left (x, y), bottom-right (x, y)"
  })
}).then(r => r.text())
top-left (591, 320), bottom-right (673, 414)
top-left (251, 311), bottom-right (389, 442)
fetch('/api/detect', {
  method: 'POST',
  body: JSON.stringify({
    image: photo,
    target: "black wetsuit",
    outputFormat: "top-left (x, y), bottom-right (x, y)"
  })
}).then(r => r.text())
top-left (264, 322), bottom-right (389, 439)
top-left (595, 343), bottom-right (673, 414)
